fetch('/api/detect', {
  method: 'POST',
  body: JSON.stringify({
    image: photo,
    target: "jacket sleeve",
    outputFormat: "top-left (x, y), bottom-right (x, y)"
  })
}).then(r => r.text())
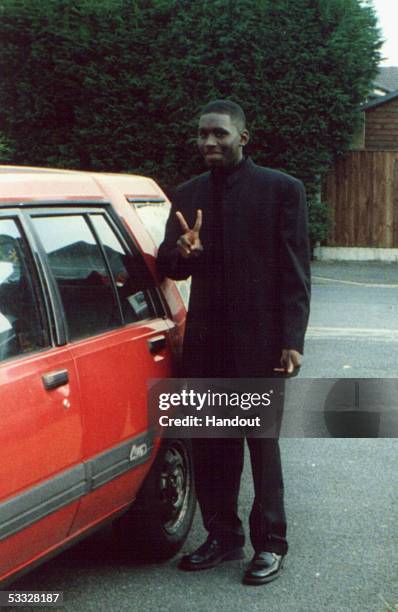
top-left (156, 188), bottom-right (204, 280)
top-left (279, 179), bottom-right (311, 353)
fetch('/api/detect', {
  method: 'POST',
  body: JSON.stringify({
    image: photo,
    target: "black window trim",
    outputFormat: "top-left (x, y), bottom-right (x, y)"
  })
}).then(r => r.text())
top-left (105, 206), bottom-right (167, 319)
top-left (87, 211), bottom-right (161, 324)
top-left (1, 200), bottom-right (168, 320)
top-left (22, 211), bottom-right (67, 346)
top-left (84, 213), bottom-right (125, 326)
top-left (1, 200), bottom-right (168, 346)
top-left (0, 210), bottom-right (53, 354)
top-left (25, 205), bottom-right (116, 345)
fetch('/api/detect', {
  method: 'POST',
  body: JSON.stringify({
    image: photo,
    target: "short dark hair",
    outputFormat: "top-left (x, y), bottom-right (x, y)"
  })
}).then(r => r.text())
top-left (200, 100), bottom-right (246, 131)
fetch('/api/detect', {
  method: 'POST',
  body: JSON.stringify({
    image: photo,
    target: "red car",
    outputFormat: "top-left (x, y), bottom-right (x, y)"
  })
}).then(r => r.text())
top-left (0, 166), bottom-right (195, 586)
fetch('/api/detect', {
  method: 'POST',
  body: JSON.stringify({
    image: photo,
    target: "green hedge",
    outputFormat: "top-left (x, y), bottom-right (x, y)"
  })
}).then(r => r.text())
top-left (0, 0), bottom-right (382, 244)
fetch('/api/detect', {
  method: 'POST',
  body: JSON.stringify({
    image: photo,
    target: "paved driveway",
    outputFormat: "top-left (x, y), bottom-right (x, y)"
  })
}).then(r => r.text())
top-left (8, 261), bottom-right (398, 612)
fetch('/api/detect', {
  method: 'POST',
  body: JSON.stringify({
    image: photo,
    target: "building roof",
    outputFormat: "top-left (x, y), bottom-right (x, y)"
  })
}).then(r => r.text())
top-left (360, 89), bottom-right (398, 112)
top-left (373, 66), bottom-right (398, 93)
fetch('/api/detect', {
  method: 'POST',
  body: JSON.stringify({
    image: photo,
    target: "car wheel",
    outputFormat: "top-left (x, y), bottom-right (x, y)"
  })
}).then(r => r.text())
top-left (113, 438), bottom-right (196, 561)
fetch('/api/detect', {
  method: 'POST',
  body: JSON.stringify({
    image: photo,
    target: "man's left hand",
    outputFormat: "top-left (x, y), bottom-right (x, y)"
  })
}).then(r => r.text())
top-left (274, 349), bottom-right (302, 375)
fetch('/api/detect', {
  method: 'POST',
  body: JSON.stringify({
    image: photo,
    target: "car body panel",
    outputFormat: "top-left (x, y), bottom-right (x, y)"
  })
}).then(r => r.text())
top-left (0, 346), bottom-right (83, 578)
top-left (67, 318), bottom-right (174, 532)
top-left (0, 166), bottom-right (187, 585)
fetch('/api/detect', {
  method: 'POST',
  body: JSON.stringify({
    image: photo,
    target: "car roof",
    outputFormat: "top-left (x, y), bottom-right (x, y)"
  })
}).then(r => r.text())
top-left (0, 165), bottom-right (166, 204)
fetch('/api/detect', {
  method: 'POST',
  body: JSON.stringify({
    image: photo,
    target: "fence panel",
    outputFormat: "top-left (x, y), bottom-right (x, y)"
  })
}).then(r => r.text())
top-left (323, 150), bottom-right (398, 247)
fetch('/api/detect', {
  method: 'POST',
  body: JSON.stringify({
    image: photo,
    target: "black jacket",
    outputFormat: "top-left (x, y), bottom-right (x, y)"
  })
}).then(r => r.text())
top-left (157, 157), bottom-right (311, 377)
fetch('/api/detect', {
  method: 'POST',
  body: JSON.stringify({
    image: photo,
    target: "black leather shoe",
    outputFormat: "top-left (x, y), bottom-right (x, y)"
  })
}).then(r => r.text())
top-left (243, 552), bottom-right (285, 585)
top-left (178, 537), bottom-right (245, 571)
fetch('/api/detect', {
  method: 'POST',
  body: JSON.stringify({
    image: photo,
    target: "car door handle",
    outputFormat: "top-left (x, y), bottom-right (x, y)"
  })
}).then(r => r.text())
top-left (148, 335), bottom-right (166, 354)
top-left (42, 369), bottom-right (69, 390)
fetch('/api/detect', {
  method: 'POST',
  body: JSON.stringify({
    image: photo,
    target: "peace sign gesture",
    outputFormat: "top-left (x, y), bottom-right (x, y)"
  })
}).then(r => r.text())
top-left (176, 209), bottom-right (203, 258)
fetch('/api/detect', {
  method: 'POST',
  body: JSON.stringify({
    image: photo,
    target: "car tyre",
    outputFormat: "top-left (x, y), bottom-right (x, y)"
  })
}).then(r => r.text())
top-left (113, 438), bottom-right (196, 561)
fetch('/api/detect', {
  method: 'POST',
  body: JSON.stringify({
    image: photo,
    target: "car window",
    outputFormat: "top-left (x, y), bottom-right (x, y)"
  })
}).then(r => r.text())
top-left (132, 200), bottom-right (171, 248)
top-left (0, 218), bottom-right (47, 361)
top-left (132, 201), bottom-right (191, 309)
top-left (32, 215), bottom-right (122, 341)
top-left (90, 214), bottom-right (153, 323)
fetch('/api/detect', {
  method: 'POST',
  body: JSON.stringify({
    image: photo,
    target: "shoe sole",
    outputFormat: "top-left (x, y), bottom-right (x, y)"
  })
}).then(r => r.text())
top-left (178, 548), bottom-right (245, 571)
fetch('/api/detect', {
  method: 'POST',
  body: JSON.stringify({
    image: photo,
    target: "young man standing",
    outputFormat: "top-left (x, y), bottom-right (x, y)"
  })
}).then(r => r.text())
top-left (157, 100), bottom-right (311, 585)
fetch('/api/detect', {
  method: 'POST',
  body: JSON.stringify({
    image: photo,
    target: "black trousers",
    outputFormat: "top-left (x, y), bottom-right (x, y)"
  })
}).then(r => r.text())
top-left (186, 324), bottom-right (288, 555)
top-left (192, 436), bottom-right (288, 555)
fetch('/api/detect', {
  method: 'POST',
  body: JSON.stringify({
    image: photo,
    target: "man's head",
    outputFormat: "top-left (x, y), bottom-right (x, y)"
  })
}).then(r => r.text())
top-left (197, 100), bottom-right (250, 169)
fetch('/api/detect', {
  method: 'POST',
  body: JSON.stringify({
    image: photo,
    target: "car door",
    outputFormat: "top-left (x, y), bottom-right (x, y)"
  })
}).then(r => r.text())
top-left (30, 208), bottom-right (175, 533)
top-left (0, 213), bottom-right (83, 583)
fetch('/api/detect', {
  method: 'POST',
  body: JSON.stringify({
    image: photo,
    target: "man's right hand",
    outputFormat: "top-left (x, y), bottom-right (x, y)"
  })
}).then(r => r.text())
top-left (176, 209), bottom-right (203, 259)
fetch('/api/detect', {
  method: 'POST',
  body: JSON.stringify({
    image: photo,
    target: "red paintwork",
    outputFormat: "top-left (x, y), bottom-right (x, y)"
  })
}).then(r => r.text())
top-left (68, 319), bottom-right (173, 533)
top-left (0, 167), bottom-right (186, 585)
top-left (0, 347), bottom-right (83, 579)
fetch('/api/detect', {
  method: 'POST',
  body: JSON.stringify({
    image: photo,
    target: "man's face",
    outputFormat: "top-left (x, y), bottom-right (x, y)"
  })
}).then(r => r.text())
top-left (197, 113), bottom-right (249, 169)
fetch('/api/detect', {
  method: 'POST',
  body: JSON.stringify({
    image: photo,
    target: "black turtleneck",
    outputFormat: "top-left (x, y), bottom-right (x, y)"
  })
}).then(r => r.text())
top-left (210, 156), bottom-right (247, 308)
top-left (207, 157), bottom-right (247, 375)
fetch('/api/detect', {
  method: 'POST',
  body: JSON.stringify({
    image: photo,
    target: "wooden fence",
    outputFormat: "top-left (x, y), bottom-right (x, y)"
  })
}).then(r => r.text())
top-left (322, 150), bottom-right (398, 247)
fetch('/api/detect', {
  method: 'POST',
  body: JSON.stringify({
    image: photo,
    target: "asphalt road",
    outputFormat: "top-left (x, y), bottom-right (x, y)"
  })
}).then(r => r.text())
top-left (8, 261), bottom-right (398, 612)
top-left (305, 261), bottom-right (398, 378)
